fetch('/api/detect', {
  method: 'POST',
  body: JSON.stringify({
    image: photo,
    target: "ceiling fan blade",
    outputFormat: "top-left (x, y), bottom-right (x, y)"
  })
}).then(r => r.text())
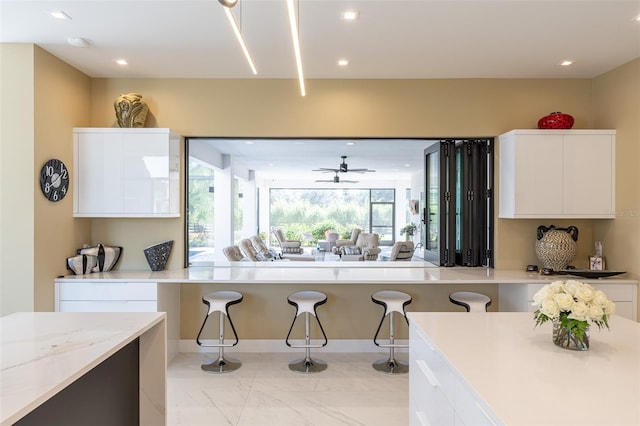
top-left (347, 168), bottom-right (375, 173)
top-left (312, 168), bottom-right (339, 173)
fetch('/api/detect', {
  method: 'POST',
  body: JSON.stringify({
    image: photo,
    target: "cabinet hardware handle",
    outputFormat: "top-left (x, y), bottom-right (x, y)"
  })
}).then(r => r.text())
top-left (474, 401), bottom-right (498, 426)
top-left (416, 359), bottom-right (440, 387)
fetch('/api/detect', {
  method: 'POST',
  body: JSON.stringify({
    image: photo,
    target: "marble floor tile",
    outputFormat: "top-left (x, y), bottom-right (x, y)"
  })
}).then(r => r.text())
top-left (168, 352), bottom-right (409, 426)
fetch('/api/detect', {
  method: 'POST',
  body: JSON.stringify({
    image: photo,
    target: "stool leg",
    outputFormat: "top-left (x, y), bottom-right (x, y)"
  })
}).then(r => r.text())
top-left (202, 311), bottom-right (241, 373)
top-left (289, 312), bottom-right (327, 374)
top-left (373, 312), bottom-right (409, 374)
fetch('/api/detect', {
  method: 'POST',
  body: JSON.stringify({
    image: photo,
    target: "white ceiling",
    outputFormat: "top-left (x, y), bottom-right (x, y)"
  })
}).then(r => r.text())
top-left (2, 0), bottom-right (638, 80)
top-left (2, 0), bottom-right (639, 183)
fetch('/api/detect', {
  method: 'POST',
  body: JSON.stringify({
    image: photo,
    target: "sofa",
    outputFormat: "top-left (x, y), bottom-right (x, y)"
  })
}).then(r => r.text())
top-left (337, 232), bottom-right (381, 261)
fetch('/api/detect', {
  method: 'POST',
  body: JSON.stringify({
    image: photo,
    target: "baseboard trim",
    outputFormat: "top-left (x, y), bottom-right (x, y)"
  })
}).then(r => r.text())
top-left (180, 339), bottom-right (409, 353)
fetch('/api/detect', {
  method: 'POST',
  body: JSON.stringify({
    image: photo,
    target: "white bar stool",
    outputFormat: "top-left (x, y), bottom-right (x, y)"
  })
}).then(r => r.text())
top-left (371, 290), bottom-right (412, 374)
top-left (449, 291), bottom-right (492, 312)
top-left (285, 290), bottom-right (328, 373)
top-left (196, 290), bottom-right (243, 373)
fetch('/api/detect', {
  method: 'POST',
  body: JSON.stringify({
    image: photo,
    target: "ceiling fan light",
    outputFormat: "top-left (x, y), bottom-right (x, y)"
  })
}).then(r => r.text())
top-left (218, 0), bottom-right (239, 7)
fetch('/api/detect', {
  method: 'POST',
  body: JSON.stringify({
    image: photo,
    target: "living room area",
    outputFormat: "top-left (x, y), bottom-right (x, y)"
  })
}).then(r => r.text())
top-left (187, 137), bottom-right (429, 265)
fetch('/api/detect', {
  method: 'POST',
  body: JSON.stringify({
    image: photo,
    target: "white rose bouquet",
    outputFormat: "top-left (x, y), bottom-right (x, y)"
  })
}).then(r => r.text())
top-left (532, 280), bottom-right (615, 345)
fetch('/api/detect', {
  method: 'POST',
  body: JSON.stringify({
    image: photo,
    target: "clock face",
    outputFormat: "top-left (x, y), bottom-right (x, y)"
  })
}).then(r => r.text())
top-left (40, 159), bottom-right (69, 202)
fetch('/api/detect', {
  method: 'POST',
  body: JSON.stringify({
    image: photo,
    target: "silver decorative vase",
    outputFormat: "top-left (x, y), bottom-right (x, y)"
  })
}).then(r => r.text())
top-left (535, 225), bottom-right (578, 271)
top-left (144, 240), bottom-right (173, 271)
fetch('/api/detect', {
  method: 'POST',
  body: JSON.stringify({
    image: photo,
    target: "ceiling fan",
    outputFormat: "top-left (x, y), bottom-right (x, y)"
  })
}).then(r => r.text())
top-left (315, 172), bottom-right (359, 184)
top-left (313, 155), bottom-right (375, 174)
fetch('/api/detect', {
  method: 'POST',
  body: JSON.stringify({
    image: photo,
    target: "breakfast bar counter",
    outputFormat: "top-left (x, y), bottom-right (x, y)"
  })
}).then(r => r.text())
top-left (53, 266), bottom-right (637, 353)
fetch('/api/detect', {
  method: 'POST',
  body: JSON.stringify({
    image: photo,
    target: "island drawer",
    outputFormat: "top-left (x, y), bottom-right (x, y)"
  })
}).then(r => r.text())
top-left (410, 326), bottom-right (455, 404)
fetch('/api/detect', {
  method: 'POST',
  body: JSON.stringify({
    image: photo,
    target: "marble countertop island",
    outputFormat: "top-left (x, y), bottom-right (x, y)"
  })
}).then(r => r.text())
top-left (0, 312), bottom-right (166, 426)
top-left (408, 312), bottom-right (640, 425)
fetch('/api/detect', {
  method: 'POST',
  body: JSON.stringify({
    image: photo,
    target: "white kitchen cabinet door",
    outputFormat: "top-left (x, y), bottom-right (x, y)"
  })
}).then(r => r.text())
top-left (499, 129), bottom-right (615, 219)
top-left (73, 128), bottom-right (180, 217)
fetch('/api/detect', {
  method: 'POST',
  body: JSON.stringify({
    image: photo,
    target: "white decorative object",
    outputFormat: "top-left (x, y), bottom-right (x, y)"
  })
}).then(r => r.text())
top-left (532, 280), bottom-right (615, 350)
top-left (499, 129), bottom-right (615, 218)
top-left (73, 128), bottom-right (180, 217)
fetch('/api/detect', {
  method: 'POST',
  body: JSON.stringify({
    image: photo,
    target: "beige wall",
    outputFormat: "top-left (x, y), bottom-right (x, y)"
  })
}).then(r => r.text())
top-left (592, 58), bottom-right (640, 316)
top-left (89, 77), bottom-right (598, 273)
top-left (1, 46), bottom-right (637, 330)
top-left (33, 47), bottom-right (92, 311)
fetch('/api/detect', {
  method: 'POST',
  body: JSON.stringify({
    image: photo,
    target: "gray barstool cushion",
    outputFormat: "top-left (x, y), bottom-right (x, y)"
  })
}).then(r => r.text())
top-left (449, 291), bottom-right (492, 312)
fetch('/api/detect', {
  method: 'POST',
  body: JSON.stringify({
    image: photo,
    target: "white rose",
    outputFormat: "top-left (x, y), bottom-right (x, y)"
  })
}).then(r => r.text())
top-left (604, 300), bottom-right (616, 316)
top-left (539, 299), bottom-right (560, 319)
top-left (533, 286), bottom-right (553, 306)
top-left (592, 290), bottom-right (610, 308)
top-left (574, 283), bottom-right (596, 303)
top-left (553, 292), bottom-right (574, 312)
top-left (588, 304), bottom-right (605, 321)
top-left (549, 281), bottom-right (566, 294)
top-left (564, 280), bottom-right (581, 296)
top-left (568, 301), bottom-right (589, 322)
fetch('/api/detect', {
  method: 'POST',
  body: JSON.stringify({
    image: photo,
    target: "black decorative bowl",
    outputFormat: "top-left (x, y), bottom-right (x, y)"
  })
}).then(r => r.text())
top-left (144, 240), bottom-right (173, 271)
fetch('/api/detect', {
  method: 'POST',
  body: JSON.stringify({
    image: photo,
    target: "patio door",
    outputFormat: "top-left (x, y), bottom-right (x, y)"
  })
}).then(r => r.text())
top-left (423, 139), bottom-right (493, 266)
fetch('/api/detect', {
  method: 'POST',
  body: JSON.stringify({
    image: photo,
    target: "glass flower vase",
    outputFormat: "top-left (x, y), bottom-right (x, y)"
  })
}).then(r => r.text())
top-left (552, 320), bottom-right (589, 351)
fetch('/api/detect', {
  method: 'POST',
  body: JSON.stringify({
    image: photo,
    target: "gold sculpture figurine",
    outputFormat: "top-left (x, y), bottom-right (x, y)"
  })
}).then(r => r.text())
top-left (114, 93), bottom-right (149, 127)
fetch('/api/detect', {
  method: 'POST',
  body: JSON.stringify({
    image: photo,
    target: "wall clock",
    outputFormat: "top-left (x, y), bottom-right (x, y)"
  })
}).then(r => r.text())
top-left (40, 159), bottom-right (69, 202)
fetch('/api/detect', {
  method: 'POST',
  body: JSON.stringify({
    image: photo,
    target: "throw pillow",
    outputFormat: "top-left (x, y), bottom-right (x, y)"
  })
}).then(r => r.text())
top-left (343, 246), bottom-right (361, 255)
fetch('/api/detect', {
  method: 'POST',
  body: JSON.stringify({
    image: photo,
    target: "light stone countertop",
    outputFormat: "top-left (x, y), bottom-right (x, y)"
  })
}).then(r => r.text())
top-left (408, 312), bottom-right (640, 425)
top-left (54, 265), bottom-right (636, 285)
top-left (0, 311), bottom-right (165, 425)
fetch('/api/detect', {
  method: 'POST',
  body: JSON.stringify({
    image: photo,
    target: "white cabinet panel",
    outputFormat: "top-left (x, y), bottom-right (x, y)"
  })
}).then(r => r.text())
top-left (57, 282), bottom-right (158, 301)
top-left (73, 128), bottom-right (180, 217)
top-left (59, 300), bottom-right (158, 312)
top-left (499, 129), bottom-right (615, 219)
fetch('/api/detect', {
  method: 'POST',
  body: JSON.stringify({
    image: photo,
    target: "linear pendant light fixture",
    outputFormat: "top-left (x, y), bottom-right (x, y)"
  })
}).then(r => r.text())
top-left (286, 0), bottom-right (306, 96)
top-left (219, 0), bottom-right (257, 75)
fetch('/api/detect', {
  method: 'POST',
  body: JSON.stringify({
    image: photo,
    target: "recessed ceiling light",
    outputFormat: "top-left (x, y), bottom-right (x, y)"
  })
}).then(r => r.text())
top-left (560, 60), bottom-right (574, 66)
top-left (67, 37), bottom-right (89, 48)
top-left (337, 59), bottom-right (349, 67)
top-left (50, 11), bottom-right (71, 20)
top-left (342, 10), bottom-right (359, 21)
top-left (634, 13), bottom-right (640, 21)
top-left (245, 141), bottom-right (254, 145)
top-left (115, 59), bottom-right (128, 66)
top-left (346, 142), bottom-right (355, 146)
top-left (404, 164), bottom-right (411, 168)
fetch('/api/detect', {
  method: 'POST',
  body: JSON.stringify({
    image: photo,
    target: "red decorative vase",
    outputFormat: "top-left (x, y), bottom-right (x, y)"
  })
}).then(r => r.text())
top-left (537, 112), bottom-right (574, 129)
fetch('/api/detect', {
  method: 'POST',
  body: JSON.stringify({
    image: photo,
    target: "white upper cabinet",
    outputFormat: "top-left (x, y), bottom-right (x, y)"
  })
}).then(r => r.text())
top-left (73, 128), bottom-right (180, 217)
top-left (499, 129), bottom-right (615, 219)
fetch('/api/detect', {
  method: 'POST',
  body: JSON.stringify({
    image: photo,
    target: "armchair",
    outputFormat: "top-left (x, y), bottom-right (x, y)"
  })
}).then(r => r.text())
top-left (222, 245), bottom-right (247, 262)
top-left (337, 232), bottom-right (381, 261)
top-left (271, 228), bottom-right (304, 254)
top-left (249, 235), bottom-right (278, 260)
top-left (239, 238), bottom-right (261, 261)
top-left (332, 228), bottom-right (362, 254)
top-left (389, 241), bottom-right (414, 261)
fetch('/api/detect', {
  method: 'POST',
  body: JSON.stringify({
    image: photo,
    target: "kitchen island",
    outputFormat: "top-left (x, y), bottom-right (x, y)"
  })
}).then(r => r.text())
top-left (54, 265), bottom-right (637, 354)
top-left (0, 312), bottom-right (166, 426)
top-left (408, 312), bottom-right (640, 425)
